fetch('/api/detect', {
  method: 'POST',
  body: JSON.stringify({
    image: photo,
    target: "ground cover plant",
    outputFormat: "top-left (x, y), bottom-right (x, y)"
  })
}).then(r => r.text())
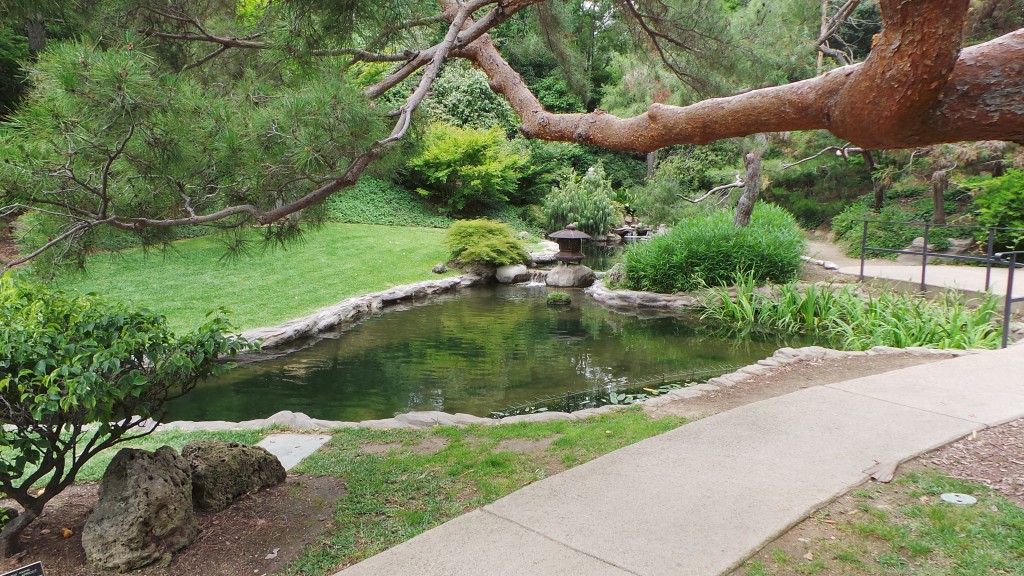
top-left (0, 274), bottom-right (252, 553)
top-left (53, 224), bottom-right (453, 333)
top-left (324, 177), bottom-right (454, 228)
top-left (701, 275), bottom-right (1003, 350)
top-left (739, 470), bottom-right (1024, 576)
top-left (624, 203), bottom-right (804, 294)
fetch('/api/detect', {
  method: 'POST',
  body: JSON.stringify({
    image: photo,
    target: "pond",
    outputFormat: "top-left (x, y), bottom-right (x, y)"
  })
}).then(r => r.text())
top-left (166, 285), bottom-right (808, 423)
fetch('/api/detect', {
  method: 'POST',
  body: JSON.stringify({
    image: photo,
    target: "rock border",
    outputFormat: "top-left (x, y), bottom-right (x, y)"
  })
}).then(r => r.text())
top-left (800, 255), bottom-right (840, 270)
top-left (585, 279), bottom-right (701, 312)
top-left (240, 274), bottom-right (486, 349)
top-left (156, 345), bottom-right (979, 432)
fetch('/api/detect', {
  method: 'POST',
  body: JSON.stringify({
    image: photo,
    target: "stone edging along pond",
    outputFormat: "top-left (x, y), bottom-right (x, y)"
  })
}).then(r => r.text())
top-left (158, 345), bottom-right (978, 433)
top-left (240, 274), bottom-right (487, 348)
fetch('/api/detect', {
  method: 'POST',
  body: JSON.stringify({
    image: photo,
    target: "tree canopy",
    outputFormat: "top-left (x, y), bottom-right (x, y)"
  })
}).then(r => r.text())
top-left (0, 0), bottom-right (1021, 266)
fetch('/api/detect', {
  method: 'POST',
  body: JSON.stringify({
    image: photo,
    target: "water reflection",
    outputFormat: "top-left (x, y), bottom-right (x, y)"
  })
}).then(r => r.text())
top-left (166, 285), bottom-right (806, 422)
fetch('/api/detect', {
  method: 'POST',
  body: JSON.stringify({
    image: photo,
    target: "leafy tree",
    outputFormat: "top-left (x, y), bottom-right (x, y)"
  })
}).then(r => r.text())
top-left (407, 123), bottom-right (528, 214)
top-left (0, 273), bottom-right (253, 554)
top-left (0, 0), bottom-right (1019, 268)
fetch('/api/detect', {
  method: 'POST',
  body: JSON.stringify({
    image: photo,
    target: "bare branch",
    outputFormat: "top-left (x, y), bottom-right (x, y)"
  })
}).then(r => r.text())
top-left (676, 173), bottom-right (743, 203)
top-left (3, 221), bottom-right (93, 270)
top-left (781, 146), bottom-right (843, 169)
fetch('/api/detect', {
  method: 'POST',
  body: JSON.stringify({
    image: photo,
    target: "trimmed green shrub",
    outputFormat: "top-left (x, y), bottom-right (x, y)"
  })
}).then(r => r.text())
top-left (0, 273), bottom-right (253, 549)
top-left (967, 169), bottom-right (1024, 251)
top-left (624, 203), bottom-right (804, 293)
top-left (445, 219), bottom-right (527, 267)
top-left (542, 164), bottom-right (619, 236)
top-left (325, 176), bottom-right (453, 228)
top-left (407, 123), bottom-right (527, 214)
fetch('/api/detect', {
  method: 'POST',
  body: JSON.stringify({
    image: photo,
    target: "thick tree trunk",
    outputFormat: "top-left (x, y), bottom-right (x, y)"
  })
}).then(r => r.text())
top-left (25, 18), bottom-right (46, 55)
top-left (733, 147), bottom-right (765, 228)
top-left (861, 150), bottom-right (887, 211)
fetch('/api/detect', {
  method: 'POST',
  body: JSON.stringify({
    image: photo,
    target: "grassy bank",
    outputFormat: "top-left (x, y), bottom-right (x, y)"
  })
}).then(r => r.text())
top-left (55, 224), bottom-right (453, 333)
top-left (288, 409), bottom-right (684, 574)
top-left (741, 471), bottom-right (1024, 576)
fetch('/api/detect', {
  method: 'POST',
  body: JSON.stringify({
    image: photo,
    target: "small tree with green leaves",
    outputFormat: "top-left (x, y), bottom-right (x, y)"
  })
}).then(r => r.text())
top-left (542, 164), bottom-right (619, 236)
top-left (0, 274), bottom-right (254, 555)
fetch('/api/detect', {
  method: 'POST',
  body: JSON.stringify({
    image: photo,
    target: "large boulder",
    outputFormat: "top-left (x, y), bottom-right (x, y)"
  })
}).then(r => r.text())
top-left (82, 446), bottom-right (197, 571)
top-left (546, 263), bottom-right (596, 288)
top-left (495, 264), bottom-right (530, 284)
top-left (183, 440), bottom-right (286, 512)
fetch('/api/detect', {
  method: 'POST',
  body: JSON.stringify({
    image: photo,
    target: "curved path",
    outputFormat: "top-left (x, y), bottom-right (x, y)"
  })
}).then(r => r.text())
top-left (333, 343), bottom-right (1024, 576)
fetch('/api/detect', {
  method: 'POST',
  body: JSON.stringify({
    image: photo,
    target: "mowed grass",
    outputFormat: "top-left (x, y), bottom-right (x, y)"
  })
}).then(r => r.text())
top-left (55, 224), bottom-right (454, 333)
top-left (287, 409), bottom-right (686, 574)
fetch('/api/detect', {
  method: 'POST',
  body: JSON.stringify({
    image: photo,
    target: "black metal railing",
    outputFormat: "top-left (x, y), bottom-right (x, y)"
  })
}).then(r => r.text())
top-left (856, 220), bottom-right (1023, 348)
top-left (996, 251), bottom-right (1024, 349)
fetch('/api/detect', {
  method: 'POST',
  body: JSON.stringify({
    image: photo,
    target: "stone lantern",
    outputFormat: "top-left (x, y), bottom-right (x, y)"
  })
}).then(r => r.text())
top-left (548, 224), bottom-right (592, 265)
top-left (546, 224), bottom-right (596, 288)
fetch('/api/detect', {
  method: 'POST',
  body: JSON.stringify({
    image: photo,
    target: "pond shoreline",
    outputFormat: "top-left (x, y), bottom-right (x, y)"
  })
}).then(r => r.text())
top-left (156, 345), bottom-right (973, 432)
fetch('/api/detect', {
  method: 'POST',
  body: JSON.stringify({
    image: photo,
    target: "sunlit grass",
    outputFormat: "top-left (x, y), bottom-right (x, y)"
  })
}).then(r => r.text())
top-left (54, 224), bottom-right (454, 333)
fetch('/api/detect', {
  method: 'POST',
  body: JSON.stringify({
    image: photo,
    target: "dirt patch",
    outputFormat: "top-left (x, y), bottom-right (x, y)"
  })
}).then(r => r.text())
top-left (924, 418), bottom-right (1024, 505)
top-left (645, 352), bottom-right (955, 420)
top-left (0, 220), bottom-right (20, 265)
top-left (360, 437), bottom-right (450, 456)
top-left (495, 435), bottom-right (562, 454)
top-left (5, 475), bottom-right (345, 576)
top-left (493, 435), bottom-right (568, 475)
top-left (359, 441), bottom-right (403, 454)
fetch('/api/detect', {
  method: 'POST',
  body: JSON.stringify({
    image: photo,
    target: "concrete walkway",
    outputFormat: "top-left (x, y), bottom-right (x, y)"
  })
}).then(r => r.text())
top-left (805, 238), bottom-right (1024, 298)
top-left (334, 344), bottom-right (1024, 576)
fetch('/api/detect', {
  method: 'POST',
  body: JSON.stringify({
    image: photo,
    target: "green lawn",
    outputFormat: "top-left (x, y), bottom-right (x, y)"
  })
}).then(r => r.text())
top-left (55, 224), bottom-right (454, 333)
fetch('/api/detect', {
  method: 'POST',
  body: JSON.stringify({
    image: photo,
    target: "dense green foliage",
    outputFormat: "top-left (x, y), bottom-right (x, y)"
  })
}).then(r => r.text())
top-left (630, 142), bottom-right (740, 225)
top-left (325, 177), bottom-right (453, 228)
top-left (624, 203), bottom-right (804, 293)
top-left (702, 274), bottom-right (1003, 350)
top-left (407, 124), bottom-right (528, 214)
top-left (423, 62), bottom-right (519, 134)
top-left (543, 164), bottom-right (619, 235)
top-left (966, 169), bottom-right (1024, 251)
top-left (445, 219), bottom-right (527, 267)
top-left (0, 273), bottom-right (251, 540)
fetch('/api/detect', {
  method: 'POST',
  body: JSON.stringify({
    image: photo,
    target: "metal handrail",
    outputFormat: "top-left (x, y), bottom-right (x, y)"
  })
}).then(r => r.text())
top-left (995, 251), bottom-right (1024, 349)
top-left (855, 220), bottom-right (1023, 348)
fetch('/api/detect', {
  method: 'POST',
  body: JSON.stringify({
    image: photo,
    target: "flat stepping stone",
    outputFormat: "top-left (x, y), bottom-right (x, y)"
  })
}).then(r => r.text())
top-left (256, 434), bottom-right (332, 471)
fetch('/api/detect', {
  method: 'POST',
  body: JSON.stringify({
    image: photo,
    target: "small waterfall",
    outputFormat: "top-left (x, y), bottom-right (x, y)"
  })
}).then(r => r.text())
top-left (519, 269), bottom-right (548, 286)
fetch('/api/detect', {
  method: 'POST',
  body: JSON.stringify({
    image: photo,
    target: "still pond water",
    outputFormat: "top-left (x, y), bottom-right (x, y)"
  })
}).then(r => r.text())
top-left (166, 285), bottom-right (807, 422)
